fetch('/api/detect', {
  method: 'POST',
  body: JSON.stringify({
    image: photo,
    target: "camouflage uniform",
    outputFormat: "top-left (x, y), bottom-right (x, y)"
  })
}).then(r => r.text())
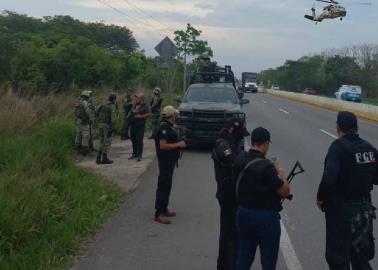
top-left (88, 98), bottom-right (96, 151)
top-left (96, 97), bottom-right (117, 164)
top-left (75, 93), bottom-right (94, 155)
top-left (149, 88), bottom-right (163, 139)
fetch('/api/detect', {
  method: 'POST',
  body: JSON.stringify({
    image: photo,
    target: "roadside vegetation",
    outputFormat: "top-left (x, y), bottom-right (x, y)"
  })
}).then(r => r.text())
top-left (0, 10), bottom-right (213, 269)
top-left (0, 92), bottom-right (123, 269)
top-left (259, 45), bottom-right (378, 100)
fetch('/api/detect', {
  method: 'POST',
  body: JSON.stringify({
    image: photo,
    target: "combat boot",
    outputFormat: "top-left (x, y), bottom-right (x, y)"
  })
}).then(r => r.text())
top-left (79, 146), bottom-right (89, 156)
top-left (101, 154), bottom-right (114, 164)
top-left (96, 152), bottom-right (102, 164)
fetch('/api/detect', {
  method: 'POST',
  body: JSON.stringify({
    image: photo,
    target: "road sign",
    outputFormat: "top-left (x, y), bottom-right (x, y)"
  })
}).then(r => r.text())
top-left (155, 37), bottom-right (177, 62)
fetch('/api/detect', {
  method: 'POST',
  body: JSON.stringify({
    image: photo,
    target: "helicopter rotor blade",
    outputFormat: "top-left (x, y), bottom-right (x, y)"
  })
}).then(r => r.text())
top-left (342, 2), bottom-right (372, 5)
top-left (316, 0), bottom-right (338, 4)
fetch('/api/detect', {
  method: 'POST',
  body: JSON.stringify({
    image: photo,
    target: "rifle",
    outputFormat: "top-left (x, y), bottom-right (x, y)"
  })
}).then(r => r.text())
top-left (282, 161), bottom-right (305, 202)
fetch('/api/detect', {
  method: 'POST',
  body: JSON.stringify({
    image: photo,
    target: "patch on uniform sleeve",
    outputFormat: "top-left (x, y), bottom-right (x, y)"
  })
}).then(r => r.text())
top-left (162, 129), bottom-right (167, 135)
top-left (224, 148), bottom-right (232, 156)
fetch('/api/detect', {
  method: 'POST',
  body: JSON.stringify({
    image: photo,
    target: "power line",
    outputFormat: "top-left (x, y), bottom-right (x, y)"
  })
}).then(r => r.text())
top-left (97, 0), bottom-right (163, 41)
top-left (122, 0), bottom-right (176, 33)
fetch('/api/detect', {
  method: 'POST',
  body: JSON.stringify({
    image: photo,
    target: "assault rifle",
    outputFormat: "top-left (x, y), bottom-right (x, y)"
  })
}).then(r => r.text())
top-left (282, 161), bottom-right (305, 203)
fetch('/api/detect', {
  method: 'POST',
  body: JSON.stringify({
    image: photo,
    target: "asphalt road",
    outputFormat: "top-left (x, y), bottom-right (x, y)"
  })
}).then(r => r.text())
top-left (74, 93), bottom-right (378, 270)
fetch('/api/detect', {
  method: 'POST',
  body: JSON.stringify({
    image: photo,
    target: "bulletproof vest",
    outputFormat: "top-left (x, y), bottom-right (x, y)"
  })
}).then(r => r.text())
top-left (336, 136), bottom-right (377, 200)
top-left (74, 100), bottom-right (89, 123)
top-left (97, 104), bottom-right (112, 124)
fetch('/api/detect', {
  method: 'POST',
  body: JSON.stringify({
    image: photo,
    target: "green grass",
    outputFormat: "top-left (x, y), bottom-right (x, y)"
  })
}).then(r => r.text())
top-left (364, 97), bottom-right (378, 106)
top-left (0, 117), bottom-right (123, 270)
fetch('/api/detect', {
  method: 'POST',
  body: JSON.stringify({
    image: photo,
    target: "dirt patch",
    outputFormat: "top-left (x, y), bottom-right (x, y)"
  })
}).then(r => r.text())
top-left (77, 137), bottom-right (156, 192)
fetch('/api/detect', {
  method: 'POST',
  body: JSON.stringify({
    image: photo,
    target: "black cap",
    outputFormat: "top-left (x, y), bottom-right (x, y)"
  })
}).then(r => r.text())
top-left (337, 111), bottom-right (358, 133)
top-left (251, 127), bottom-right (271, 145)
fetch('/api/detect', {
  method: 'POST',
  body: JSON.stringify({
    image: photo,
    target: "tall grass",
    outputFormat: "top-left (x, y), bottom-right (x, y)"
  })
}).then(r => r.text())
top-left (0, 93), bottom-right (123, 269)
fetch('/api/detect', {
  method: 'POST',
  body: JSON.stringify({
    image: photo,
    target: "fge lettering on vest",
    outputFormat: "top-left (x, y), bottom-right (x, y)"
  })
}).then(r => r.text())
top-left (355, 152), bottom-right (376, 164)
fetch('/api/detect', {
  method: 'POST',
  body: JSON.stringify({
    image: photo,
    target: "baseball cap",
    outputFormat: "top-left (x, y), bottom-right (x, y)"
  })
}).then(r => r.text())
top-left (251, 127), bottom-right (271, 145)
top-left (337, 111), bottom-right (358, 132)
top-left (162, 105), bottom-right (179, 118)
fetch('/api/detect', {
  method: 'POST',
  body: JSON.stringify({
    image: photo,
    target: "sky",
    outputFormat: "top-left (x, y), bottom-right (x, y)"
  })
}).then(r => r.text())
top-left (2, 0), bottom-right (377, 76)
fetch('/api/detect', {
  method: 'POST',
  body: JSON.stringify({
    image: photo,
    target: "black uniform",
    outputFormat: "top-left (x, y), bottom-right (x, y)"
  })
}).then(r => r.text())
top-left (317, 134), bottom-right (378, 270)
top-left (121, 99), bottom-right (132, 139)
top-left (154, 120), bottom-right (180, 218)
top-left (213, 130), bottom-right (241, 270)
top-left (130, 103), bottom-right (150, 158)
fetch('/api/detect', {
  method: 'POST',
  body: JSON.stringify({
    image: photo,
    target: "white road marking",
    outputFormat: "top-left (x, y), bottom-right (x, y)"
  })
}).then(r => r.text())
top-left (279, 108), bottom-right (290, 114)
top-left (320, 129), bottom-right (338, 139)
top-left (262, 100), bottom-right (267, 104)
top-left (280, 221), bottom-right (304, 270)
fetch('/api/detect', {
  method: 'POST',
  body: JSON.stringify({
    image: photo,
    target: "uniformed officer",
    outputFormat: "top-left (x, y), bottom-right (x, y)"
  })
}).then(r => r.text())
top-left (212, 119), bottom-right (244, 270)
top-left (74, 90), bottom-right (94, 156)
top-left (317, 111), bottom-right (378, 270)
top-left (149, 87), bottom-right (163, 139)
top-left (87, 90), bottom-right (96, 152)
top-left (154, 105), bottom-right (186, 225)
top-left (129, 93), bottom-right (151, 162)
top-left (96, 93), bottom-right (117, 165)
top-left (234, 127), bottom-right (289, 270)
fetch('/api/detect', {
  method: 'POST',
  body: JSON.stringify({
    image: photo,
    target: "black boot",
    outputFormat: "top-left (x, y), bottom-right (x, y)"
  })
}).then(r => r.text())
top-left (102, 154), bottom-right (114, 164)
top-left (96, 152), bottom-right (102, 164)
top-left (79, 146), bottom-right (89, 156)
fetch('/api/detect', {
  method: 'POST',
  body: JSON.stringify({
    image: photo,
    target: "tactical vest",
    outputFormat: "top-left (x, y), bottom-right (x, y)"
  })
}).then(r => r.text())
top-left (97, 104), bottom-right (112, 124)
top-left (335, 137), bottom-right (377, 200)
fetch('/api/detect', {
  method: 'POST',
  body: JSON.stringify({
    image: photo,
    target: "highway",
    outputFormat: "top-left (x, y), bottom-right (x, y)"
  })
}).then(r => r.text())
top-left (74, 93), bottom-right (378, 270)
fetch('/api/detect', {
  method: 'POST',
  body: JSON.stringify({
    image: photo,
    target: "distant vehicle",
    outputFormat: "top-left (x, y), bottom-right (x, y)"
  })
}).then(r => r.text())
top-left (272, 85), bottom-right (280, 90)
top-left (244, 82), bottom-right (258, 93)
top-left (303, 88), bottom-right (317, 95)
top-left (335, 85), bottom-right (362, 102)
top-left (176, 83), bottom-right (249, 145)
top-left (241, 72), bottom-right (258, 92)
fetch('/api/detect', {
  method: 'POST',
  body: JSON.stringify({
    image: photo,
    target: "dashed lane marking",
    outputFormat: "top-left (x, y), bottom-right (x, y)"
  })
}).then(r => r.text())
top-left (280, 221), bottom-right (304, 270)
top-left (320, 129), bottom-right (338, 139)
top-left (279, 108), bottom-right (290, 114)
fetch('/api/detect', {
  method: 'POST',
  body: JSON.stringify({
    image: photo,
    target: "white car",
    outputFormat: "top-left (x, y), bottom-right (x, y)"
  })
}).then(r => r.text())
top-left (272, 85), bottom-right (280, 90)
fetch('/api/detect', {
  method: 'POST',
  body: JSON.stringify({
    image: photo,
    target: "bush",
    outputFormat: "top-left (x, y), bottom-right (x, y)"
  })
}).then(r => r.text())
top-left (0, 99), bottom-right (123, 269)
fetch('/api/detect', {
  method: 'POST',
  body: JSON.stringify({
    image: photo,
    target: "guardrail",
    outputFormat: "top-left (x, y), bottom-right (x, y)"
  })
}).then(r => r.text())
top-left (266, 89), bottom-right (378, 122)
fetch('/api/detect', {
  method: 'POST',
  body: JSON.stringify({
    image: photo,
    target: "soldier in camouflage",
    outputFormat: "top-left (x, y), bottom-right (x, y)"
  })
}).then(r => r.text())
top-left (75, 90), bottom-right (94, 156)
top-left (87, 90), bottom-right (96, 152)
top-left (149, 87), bottom-right (163, 139)
top-left (96, 93), bottom-right (117, 165)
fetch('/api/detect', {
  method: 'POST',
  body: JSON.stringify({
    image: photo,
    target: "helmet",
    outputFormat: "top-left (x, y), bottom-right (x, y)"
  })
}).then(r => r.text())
top-left (81, 90), bottom-right (90, 98)
top-left (153, 87), bottom-right (161, 96)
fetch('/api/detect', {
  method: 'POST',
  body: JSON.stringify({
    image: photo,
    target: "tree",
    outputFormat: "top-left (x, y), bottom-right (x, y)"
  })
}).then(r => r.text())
top-left (174, 23), bottom-right (213, 92)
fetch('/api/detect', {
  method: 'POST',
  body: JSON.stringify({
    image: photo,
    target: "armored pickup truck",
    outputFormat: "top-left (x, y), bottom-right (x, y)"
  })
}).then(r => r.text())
top-left (176, 83), bottom-right (249, 145)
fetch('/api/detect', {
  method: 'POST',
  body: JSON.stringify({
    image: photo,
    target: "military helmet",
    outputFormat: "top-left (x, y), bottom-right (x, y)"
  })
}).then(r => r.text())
top-left (153, 87), bottom-right (161, 96)
top-left (81, 90), bottom-right (90, 98)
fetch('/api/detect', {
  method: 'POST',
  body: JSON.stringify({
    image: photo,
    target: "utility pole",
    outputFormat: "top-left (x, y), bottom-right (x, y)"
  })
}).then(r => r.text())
top-left (183, 42), bottom-right (187, 94)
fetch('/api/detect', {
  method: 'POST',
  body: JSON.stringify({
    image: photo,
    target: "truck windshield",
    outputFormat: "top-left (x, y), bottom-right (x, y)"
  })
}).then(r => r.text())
top-left (183, 87), bottom-right (238, 104)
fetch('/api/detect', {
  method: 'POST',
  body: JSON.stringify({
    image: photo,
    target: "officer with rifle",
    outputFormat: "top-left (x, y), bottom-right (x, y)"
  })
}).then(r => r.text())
top-left (234, 127), bottom-right (290, 270)
top-left (154, 105), bottom-right (186, 225)
top-left (317, 111), bottom-right (378, 270)
top-left (96, 93), bottom-right (117, 165)
top-left (212, 119), bottom-right (244, 270)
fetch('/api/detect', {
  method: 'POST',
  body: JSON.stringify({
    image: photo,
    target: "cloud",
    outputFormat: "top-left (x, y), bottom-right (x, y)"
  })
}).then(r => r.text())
top-left (75, 0), bottom-right (215, 18)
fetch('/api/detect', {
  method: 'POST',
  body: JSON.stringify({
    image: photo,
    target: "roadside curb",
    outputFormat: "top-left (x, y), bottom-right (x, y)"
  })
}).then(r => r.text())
top-left (267, 89), bottom-right (378, 122)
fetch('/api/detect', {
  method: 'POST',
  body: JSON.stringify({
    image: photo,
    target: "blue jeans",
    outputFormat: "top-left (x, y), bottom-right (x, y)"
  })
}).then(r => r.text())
top-left (236, 207), bottom-right (281, 270)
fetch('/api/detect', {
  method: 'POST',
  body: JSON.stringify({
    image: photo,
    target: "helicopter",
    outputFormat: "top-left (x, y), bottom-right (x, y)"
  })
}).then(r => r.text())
top-left (304, 0), bottom-right (371, 23)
